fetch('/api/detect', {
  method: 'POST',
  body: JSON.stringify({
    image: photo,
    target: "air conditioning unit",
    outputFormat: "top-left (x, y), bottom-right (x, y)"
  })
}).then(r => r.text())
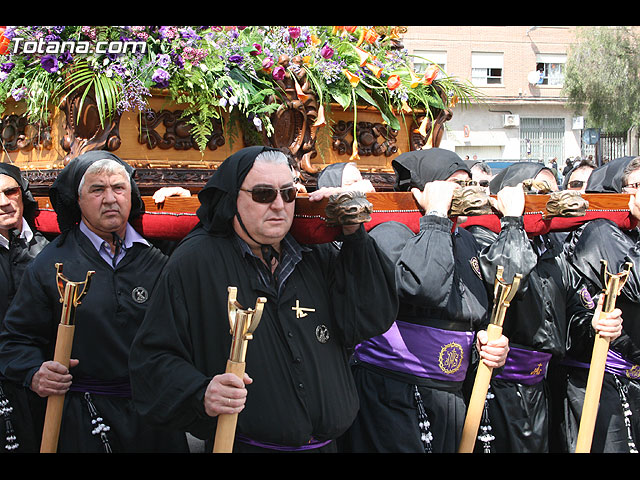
top-left (503, 114), bottom-right (520, 128)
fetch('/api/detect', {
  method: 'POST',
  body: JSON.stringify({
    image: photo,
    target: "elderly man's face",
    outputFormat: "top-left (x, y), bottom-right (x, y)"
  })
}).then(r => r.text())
top-left (78, 170), bottom-right (131, 238)
top-left (0, 175), bottom-right (24, 236)
top-left (234, 161), bottom-right (295, 248)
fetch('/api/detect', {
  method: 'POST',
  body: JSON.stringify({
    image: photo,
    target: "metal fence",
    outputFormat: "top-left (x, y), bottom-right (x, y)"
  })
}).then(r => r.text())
top-left (599, 132), bottom-right (628, 161)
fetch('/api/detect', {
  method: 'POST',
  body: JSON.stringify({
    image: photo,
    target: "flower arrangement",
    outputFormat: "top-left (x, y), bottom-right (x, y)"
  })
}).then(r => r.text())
top-left (0, 26), bottom-right (480, 154)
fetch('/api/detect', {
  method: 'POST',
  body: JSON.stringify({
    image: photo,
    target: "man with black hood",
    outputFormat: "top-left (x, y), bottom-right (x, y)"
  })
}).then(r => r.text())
top-left (555, 156), bottom-right (640, 453)
top-left (339, 148), bottom-right (523, 453)
top-left (0, 151), bottom-right (188, 453)
top-left (468, 161), bottom-right (623, 453)
top-left (128, 146), bottom-right (398, 453)
top-left (0, 163), bottom-right (49, 452)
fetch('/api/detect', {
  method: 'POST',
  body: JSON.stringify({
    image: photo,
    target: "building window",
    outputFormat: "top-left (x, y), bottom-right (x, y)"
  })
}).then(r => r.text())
top-left (472, 52), bottom-right (503, 86)
top-left (535, 54), bottom-right (566, 86)
top-left (412, 50), bottom-right (447, 77)
top-left (520, 117), bottom-right (565, 161)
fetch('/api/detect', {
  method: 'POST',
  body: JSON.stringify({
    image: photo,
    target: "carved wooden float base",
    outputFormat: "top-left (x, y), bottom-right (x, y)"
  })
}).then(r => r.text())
top-left (33, 192), bottom-right (637, 244)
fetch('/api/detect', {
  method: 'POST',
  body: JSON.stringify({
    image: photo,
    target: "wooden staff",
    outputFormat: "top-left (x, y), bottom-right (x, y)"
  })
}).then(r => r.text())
top-left (575, 260), bottom-right (632, 453)
top-left (213, 287), bottom-right (266, 453)
top-left (40, 263), bottom-right (94, 453)
top-left (458, 265), bottom-right (522, 453)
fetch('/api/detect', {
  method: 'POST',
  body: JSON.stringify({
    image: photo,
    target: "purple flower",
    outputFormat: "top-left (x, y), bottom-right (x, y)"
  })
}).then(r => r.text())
top-left (11, 87), bottom-right (26, 101)
top-left (157, 54), bottom-right (171, 68)
top-left (58, 52), bottom-right (73, 65)
top-left (228, 54), bottom-right (243, 64)
top-left (151, 68), bottom-right (170, 88)
top-left (251, 43), bottom-right (262, 56)
top-left (289, 27), bottom-right (301, 39)
top-left (262, 57), bottom-right (274, 70)
top-left (320, 44), bottom-right (334, 60)
top-left (272, 65), bottom-right (285, 81)
top-left (0, 62), bottom-right (15, 74)
top-left (40, 55), bottom-right (59, 73)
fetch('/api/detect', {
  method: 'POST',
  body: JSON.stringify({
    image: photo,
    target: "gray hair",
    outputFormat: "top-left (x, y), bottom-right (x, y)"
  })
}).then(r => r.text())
top-left (77, 159), bottom-right (131, 196)
top-left (254, 149), bottom-right (290, 167)
top-left (623, 156), bottom-right (640, 185)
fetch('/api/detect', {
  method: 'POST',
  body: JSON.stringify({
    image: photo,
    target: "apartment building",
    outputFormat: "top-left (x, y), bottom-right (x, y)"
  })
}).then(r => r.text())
top-left (403, 26), bottom-right (586, 169)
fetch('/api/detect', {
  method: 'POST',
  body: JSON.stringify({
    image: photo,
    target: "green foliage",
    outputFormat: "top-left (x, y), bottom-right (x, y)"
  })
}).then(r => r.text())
top-left (0, 26), bottom-right (483, 153)
top-left (563, 26), bottom-right (640, 133)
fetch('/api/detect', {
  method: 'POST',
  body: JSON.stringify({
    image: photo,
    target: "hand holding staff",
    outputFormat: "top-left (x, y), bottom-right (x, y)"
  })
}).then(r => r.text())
top-left (575, 260), bottom-right (632, 453)
top-left (458, 266), bottom-right (521, 453)
top-left (40, 263), bottom-right (94, 453)
top-left (213, 287), bottom-right (266, 453)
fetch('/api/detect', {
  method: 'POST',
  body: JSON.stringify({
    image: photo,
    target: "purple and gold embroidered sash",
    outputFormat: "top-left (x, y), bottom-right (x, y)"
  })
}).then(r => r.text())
top-left (562, 350), bottom-right (640, 380)
top-left (493, 346), bottom-right (552, 385)
top-left (354, 321), bottom-right (475, 382)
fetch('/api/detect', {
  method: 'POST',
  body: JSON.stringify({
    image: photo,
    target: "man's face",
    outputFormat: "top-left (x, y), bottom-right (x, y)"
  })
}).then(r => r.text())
top-left (0, 174), bottom-right (24, 234)
top-left (234, 161), bottom-right (295, 247)
top-left (77, 170), bottom-right (132, 237)
top-left (567, 167), bottom-right (593, 193)
top-left (535, 169), bottom-right (559, 191)
top-left (623, 168), bottom-right (640, 193)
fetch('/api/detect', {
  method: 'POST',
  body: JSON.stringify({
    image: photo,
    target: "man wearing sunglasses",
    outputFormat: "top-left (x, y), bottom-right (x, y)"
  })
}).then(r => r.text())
top-left (129, 146), bottom-right (398, 453)
top-left (0, 163), bottom-right (49, 452)
top-left (563, 159), bottom-right (596, 192)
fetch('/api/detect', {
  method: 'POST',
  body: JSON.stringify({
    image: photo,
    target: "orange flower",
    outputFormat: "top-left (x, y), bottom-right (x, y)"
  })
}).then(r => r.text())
top-left (387, 74), bottom-right (401, 91)
top-left (422, 64), bottom-right (439, 85)
top-left (332, 26), bottom-right (344, 35)
top-left (345, 26), bottom-right (358, 33)
top-left (365, 62), bottom-right (383, 78)
top-left (354, 47), bottom-right (371, 66)
top-left (409, 70), bottom-right (422, 88)
top-left (350, 138), bottom-right (360, 161)
top-left (309, 34), bottom-right (321, 46)
top-left (313, 104), bottom-right (326, 128)
top-left (0, 27), bottom-right (9, 56)
top-left (294, 78), bottom-right (309, 102)
top-left (362, 28), bottom-right (379, 45)
top-left (450, 95), bottom-right (460, 108)
top-left (343, 69), bottom-right (360, 88)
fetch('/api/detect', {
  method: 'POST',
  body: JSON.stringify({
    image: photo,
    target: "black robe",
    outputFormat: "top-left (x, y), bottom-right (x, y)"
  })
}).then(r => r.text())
top-left (556, 219), bottom-right (640, 452)
top-left (0, 227), bottom-right (188, 453)
top-left (128, 224), bottom-right (398, 450)
top-left (468, 162), bottom-right (595, 453)
top-left (0, 228), bottom-right (49, 453)
top-left (549, 156), bottom-right (640, 453)
top-left (340, 150), bottom-right (533, 453)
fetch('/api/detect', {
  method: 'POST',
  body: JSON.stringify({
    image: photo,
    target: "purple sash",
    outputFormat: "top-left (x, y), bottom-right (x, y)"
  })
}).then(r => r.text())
top-left (69, 377), bottom-right (132, 398)
top-left (562, 351), bottom-right (640, 380)
top-left (235, 434), bottom-right (332, 451)
top-left (354, 321), bottom-right (475, 382)
top-left (493, 347), bottom-right (552, 385)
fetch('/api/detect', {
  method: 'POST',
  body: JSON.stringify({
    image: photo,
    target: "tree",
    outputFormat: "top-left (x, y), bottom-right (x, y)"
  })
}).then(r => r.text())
top-left (563, 26), bottom-right (640, 133)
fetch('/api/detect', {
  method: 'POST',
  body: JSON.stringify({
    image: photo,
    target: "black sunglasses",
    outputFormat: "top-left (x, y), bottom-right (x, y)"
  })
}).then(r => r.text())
top-left (568, 180), bottom-right (585, 189)
top-left (451, 179), bottom-right (489, 187)
top-left (240, 186), bottom-right (297, 204)
top-left (0, 186), bottom-right (21, 198)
